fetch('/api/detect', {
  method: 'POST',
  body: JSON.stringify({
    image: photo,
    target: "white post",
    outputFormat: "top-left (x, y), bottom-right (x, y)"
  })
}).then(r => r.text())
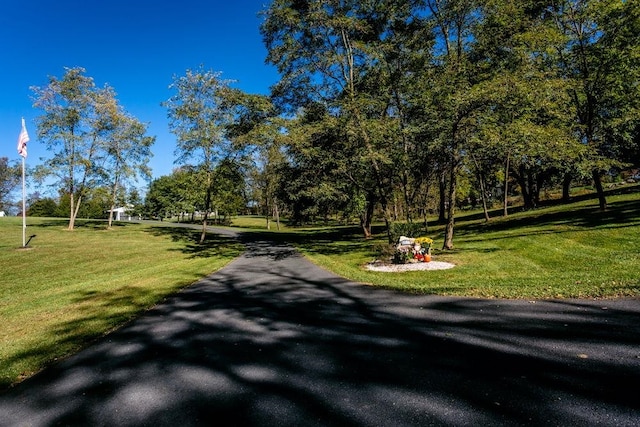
top-left (21, 156), bottom-right (26, 247)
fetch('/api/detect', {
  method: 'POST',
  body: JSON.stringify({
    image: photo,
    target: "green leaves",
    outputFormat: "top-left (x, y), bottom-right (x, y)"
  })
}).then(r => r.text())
top-left (164, 67), bottom-right (235, 166)
top-left (257, 0), bottom-right (640, 235)
top-left (31, 67), bottom-right (154, 229)
top-left (0, 157), bottom-right (21, 211)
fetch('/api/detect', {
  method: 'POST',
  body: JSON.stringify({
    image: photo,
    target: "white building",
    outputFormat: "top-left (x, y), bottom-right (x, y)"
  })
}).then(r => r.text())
top-left (107, 205), bottom-right (133, 221)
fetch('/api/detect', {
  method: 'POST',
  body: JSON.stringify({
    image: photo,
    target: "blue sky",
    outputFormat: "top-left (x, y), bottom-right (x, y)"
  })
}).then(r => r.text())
top-left (0, 0), bottom-right (279, 195)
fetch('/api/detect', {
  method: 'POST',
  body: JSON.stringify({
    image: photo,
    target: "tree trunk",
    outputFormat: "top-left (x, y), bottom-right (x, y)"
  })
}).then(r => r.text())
top-left (265, 196), bottom-right (271, 230)
top-left (562, 172), bottom-right (572, 203)
top-left (360, 210), bottom-right (372, 238)
top-left (108, 177), bottom-right (119, 229)
top-left (69, 193), bottom-right (83, 230)
top-left (516, 165), bottom-right (535, 210)
top-left (438, 168), bottom-right (447, 223)
top-left (274, 201), bottom-right (280, 231)
top-left (479, 176), bottom-right (490, 222)
top-left (108, 204), bottom-right (115, 228)
top-left (200, 211), bottom-right (209, 243)
top-left (503, 150), bottom-right (510, 217)
top-left (380, 196), bottom-right (393, 244)
top-left (200, 185), bottom-right (212, 244)
top-left (394, 195), bottom-right (400, 222)
top-left (592, 169), bottom-right (607, 211)
top-left (529, 171), bottom-right (540, 208)
top-left (361, 219), bottom-right (372, 238)
top-left (360, 194), bottom-right (375, 239)
top-left (471, 152), bottom-right (490, 222)
top-left (68, 193), bottom-right (76, 230)
top-left (443, 164), bottom-right (457, 250)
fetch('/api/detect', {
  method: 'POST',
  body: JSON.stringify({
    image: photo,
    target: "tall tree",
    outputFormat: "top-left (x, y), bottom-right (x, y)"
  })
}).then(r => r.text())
top-left (144, 171), bottom-right (194, 220)
top-left (32, 67), bottom-right (104, 229)
top-left (126, 187), bottom-right (144, 219)
top-left (209, 158), bottom-right (248, 222)
top-left (367, 2), bottom-right (437, 225)
top-left (100, 94), bottom-right (155, 228)
top-left (163, 67), bottom-right (236, 243)
top-left (221, 90), bottom-right (288, 230)
top-left (32, 67), bottom-right (150, 228)
top-left (262, 0), bottom-right (407, 239)
top-left (277, 110), bottom-right (355, 226)
top-left (27, 196), bottom-right (59, 217)
top-left (549, 0), bottom-right (640, 210)
top-left (425, 0), bottom-right (485, 249)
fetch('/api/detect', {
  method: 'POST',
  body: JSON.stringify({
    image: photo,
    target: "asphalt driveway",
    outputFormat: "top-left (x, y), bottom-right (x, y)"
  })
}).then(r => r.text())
top-left (1, 231), bottom-right (639, 426)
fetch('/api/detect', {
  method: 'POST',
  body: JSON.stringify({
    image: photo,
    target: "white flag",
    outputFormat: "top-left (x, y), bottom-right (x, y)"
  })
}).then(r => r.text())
top-left (17, 118), bottom-right (29, 158)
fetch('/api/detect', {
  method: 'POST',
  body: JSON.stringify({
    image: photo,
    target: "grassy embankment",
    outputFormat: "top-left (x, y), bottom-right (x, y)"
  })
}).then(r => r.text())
top-left (259, 187), bottom-right (640, 299)
top-left (0, 219), bottom-right (243, 389)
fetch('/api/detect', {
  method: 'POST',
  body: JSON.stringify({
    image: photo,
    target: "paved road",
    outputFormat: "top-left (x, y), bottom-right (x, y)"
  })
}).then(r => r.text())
top-left (1, 230), bottom-right (640, 426)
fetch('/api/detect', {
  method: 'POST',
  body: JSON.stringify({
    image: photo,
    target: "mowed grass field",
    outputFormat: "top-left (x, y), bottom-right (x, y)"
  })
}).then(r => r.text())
top-left (290, 189), bottom-right (640, 299)
top-left (1, 187), bottom-right (638, 389)
top-left (0, 219), bottom-right (243, 389)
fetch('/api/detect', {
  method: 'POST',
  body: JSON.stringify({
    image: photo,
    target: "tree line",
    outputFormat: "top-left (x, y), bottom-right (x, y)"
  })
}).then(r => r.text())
top-left (4, 0), bottom-right (638, 250)
top-left (256, 0), bottom-right (640, 248)
top-left (147, 0), bottom-right (638, 248)
top-left (1, 67), bottom-right (153, 224)
top-left (30, 67), bottom-right (154, 229)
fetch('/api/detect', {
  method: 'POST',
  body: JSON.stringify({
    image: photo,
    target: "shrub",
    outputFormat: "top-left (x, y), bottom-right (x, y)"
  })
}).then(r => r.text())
top-left (372, 242), bottom-right (396, 261)
top-left (389, 222), bottom-right (425, 242)
top-left (393, 247), bottom-right (411, 264)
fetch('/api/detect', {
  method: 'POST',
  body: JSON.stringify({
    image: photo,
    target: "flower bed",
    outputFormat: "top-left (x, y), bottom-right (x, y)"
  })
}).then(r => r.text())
top-left (366, 260), bottom-right (455, 272)
top-left (394, 236), bottom-right (433, 264)
top-left (365, 235), bottom-right (455, 272)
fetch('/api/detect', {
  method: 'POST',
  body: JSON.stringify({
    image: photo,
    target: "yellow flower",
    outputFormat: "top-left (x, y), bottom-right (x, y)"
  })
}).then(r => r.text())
top-left (415, 237), bottom-right (433, 246)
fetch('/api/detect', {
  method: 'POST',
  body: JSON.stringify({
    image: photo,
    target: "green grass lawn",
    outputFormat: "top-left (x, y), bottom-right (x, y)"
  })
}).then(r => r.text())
top-left (1, 188), bottom-right (638, 389)
top-left (228, 215), bottom-right (293, 230)
top-left (289, 189), bottom-right (640, 299)
top-left (0, 218), bottom-right (243, 389)
top-left (228, 214), bottom-right (354, 231)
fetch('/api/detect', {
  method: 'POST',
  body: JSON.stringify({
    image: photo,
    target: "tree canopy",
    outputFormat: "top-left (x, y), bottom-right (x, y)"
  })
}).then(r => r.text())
top-left (31, 67), bottom-right (154, 229)
top-left (20, 1), bottom-right (640, 251)
top-left (258, 0), bottom-right (640, 247)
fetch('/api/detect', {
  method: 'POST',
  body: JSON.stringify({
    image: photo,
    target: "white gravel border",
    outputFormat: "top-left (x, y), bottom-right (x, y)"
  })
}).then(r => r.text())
top-left (365, 261), bottom-right (456, 272)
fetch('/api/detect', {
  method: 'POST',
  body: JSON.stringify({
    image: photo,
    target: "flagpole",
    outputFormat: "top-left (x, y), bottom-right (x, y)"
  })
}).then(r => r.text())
top-left (21, 155), bottom-right (26, 247)
top-left (17, 117), bottom-right (29, 248)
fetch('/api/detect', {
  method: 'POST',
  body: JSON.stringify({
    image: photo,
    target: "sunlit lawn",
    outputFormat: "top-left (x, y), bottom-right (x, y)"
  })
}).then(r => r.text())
top-left (229, 215), bottom-right (284, 230)
top-left (0, 218), bottom-right (243, 389)
top-left (291, 189), bottom-right (640, 299)
top-left (1, 187), bottom-right (639, 390)
top-left (228, 214), bottom-right (346, 231)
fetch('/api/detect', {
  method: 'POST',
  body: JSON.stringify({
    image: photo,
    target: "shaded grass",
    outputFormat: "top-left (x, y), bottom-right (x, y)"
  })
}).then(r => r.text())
top-left (2, 188), bottom-right (638, 389)
top-left (287, 190), bottom-right (640, 299)
top-left (0, 218), bottom-right (243, 389)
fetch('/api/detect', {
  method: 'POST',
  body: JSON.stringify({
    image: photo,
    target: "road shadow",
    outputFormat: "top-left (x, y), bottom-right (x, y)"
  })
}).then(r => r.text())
top-left (144, 226), bottom-right (244, 259)
top-left (241, 227), bottom-right (379, 259)
top-left (1, 238), bottom-right (639, 426)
